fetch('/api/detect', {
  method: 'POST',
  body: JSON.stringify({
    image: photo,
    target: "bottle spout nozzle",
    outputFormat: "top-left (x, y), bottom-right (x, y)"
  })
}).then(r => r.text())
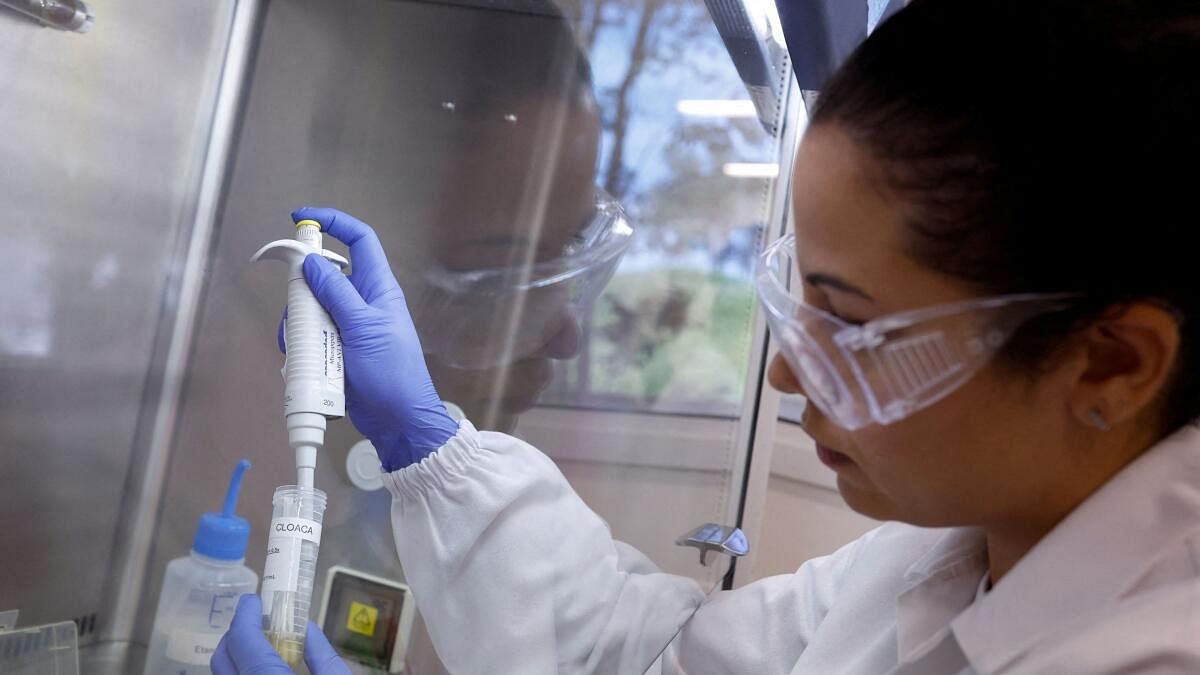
top-left (222, 459), bottom-right (252, 517)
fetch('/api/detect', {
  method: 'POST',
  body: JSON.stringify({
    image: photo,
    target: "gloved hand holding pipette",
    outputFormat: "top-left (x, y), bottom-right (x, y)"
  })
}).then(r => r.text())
top-left (288, 206), bottom-right (460, 471)
top-left (220, 208), bottom-right (463, 675)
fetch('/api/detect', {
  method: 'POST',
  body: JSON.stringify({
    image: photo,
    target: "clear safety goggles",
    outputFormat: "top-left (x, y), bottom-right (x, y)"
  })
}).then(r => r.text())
top-left (406, 188), bottom-right (634, 368)
top-left (755, 233), bottom-right (1077, 430)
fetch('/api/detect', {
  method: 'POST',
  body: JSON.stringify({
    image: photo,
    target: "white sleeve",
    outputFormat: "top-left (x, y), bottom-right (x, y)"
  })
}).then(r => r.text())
top-left (382, 421), bottom-right (707, 675)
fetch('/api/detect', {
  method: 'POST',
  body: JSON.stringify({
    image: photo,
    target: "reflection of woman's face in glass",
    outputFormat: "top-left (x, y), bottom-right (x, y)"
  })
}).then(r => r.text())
top-left (406, 41), bottom-right (603, 431)
top-left (430, 90), bottom-right (601, 271)
top-left (301, 6), bottom-right (601, 431)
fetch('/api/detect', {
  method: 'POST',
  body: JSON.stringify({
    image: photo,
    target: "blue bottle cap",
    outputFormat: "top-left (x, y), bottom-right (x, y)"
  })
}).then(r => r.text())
top-left (192, 460), bottom-right (252, 561)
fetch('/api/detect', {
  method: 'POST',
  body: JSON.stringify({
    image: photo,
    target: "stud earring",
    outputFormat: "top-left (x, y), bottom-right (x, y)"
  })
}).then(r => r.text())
top-left (1088, 409), bottom-right (1111, 432)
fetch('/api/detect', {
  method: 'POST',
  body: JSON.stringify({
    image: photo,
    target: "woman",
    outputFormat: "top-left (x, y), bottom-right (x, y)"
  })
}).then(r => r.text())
top-left (213, 0), bottom-right (1200, 673)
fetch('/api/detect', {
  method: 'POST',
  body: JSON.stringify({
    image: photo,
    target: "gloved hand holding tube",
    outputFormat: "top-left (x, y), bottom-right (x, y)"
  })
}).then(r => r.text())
top-left (211, 594), bottom-right (351, 675)
top-left (287, 206), bottom-right (460, 471)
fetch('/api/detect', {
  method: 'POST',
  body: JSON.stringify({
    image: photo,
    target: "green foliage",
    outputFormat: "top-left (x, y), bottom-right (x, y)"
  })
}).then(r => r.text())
top-left (586, 268), bottom-right (755, 410)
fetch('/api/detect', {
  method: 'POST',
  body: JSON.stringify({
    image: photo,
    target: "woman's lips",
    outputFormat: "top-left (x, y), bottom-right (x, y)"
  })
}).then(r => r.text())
top-left (816, 443), bottom-right (854, 469)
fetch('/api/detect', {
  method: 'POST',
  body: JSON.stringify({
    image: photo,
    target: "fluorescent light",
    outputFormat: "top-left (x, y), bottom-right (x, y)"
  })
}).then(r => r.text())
top-left (722, 162), bottom-right (779, 178)
top-left (676, 99), bottom-right (758, 118)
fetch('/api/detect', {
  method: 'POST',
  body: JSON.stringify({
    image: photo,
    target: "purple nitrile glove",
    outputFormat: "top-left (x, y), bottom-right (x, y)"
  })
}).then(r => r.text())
top-left (211, 594), bottom-right (352, 675)
top-left (288, 206), bottom-right (459, 471)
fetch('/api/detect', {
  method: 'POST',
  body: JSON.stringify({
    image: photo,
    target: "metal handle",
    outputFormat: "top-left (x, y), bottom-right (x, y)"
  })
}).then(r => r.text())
top-left (0, 0), bottom-right (93, 33)
top-left (676, 522), bottom-right (750, 567)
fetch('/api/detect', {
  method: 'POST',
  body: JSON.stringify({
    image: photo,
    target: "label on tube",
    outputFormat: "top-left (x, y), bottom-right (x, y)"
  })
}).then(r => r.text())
top-left (261, 517), bottom-right (322, 615)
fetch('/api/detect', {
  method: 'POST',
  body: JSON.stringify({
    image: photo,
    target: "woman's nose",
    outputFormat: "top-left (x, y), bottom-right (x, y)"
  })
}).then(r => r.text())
top-left (535, 310), bottom-right (582, 360)
top-left (767, 352), bottom-right (804, 395)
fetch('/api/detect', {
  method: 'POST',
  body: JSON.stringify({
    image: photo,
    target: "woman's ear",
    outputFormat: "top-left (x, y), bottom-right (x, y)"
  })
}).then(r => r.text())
top-left (1068, 302), bottom-right (1181, 430)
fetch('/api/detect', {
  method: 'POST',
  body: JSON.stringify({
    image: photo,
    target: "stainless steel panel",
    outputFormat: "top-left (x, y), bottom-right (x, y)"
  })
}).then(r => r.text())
top-left (102, 0), bottom-right (265, 649)
top-left (0, 0), bottom-right (234, 634)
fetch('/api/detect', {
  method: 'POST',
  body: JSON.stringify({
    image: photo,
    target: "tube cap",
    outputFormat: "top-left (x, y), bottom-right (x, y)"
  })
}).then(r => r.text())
top-left (193, 460), bottom-right (252, 560)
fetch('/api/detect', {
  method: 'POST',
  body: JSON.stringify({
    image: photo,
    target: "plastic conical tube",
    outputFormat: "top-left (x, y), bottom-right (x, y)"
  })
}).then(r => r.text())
top-left (260, 485), bottom-right (326, 667)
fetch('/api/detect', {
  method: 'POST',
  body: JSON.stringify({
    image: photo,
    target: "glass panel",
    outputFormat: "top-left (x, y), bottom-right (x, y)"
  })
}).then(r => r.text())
top-left (143, 0), bottom-right (792, 672)
top-left (538, 2), bottom-right (782, 418)
top-left (0, 0), bottom-right (234, 636)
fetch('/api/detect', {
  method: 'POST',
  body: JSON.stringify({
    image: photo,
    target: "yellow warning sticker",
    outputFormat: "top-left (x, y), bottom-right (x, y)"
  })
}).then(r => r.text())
top-left (346, 601), bottom-right (378, 637)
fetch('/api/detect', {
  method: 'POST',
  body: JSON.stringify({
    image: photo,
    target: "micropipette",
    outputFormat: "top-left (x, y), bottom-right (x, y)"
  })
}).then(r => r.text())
top-left (252, 218), bottom-right (348, 664)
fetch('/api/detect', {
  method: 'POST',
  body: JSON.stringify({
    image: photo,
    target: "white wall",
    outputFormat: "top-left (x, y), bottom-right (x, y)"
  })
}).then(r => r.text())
top-left (514, 406), bottom-right (877, 585)
top-left (516, 406), bottom-right (747, 588)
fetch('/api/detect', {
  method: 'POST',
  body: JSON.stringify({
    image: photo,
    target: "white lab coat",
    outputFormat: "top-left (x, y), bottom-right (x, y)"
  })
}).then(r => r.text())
top-left (382, 421), bottom-right (1200, 674)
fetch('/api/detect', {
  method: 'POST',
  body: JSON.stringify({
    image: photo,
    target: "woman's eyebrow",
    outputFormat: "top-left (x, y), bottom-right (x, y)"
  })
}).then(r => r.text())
top-left (803, 273), bottom-right (875, 301)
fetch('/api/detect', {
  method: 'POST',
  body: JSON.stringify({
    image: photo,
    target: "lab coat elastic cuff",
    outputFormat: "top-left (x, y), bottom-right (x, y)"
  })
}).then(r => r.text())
top-left (381, 419), bottom-right (481, 499)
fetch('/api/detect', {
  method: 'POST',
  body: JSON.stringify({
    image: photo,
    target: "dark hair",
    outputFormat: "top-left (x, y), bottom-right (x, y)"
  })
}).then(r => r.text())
top-left (811, 0), bottom-right (1200, 433)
